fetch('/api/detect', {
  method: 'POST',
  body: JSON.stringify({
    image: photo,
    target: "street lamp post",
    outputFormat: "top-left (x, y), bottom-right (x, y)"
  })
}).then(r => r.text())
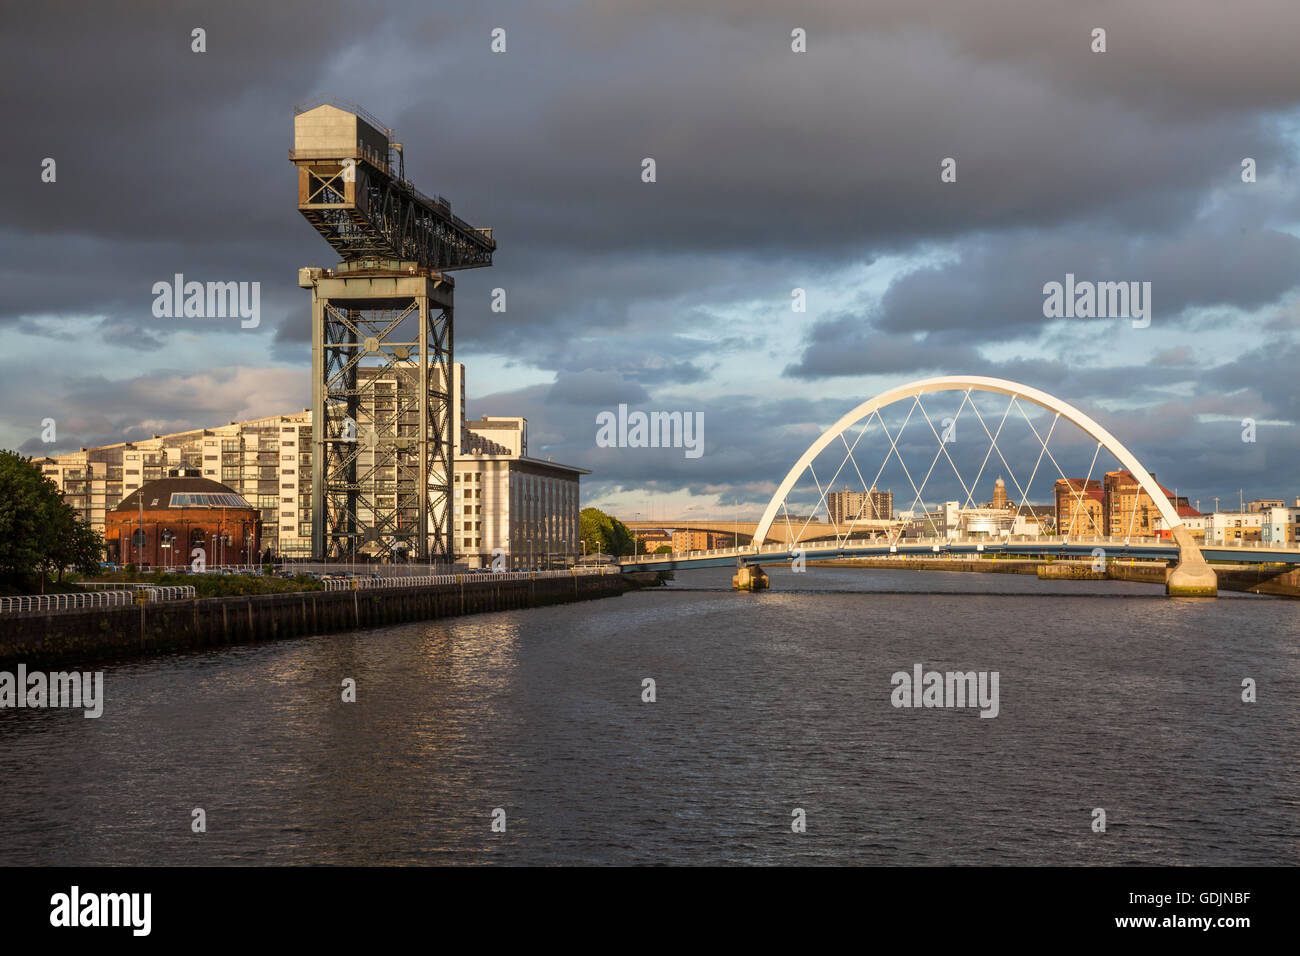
top-left (137, 495), bottom-right (145, 570)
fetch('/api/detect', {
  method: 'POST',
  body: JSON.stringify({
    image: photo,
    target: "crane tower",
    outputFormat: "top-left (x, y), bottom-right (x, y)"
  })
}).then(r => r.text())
top-left (290, 100), bottom-right (495, 563)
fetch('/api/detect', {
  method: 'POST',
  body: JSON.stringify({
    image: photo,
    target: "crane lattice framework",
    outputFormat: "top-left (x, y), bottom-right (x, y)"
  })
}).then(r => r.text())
top-left (291, 100), bottom-right (496, 562)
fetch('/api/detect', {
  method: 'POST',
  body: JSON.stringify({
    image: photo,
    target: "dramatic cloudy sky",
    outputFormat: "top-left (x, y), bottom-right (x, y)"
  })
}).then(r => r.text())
top-left (2, 0), bottom-right (1298, 519)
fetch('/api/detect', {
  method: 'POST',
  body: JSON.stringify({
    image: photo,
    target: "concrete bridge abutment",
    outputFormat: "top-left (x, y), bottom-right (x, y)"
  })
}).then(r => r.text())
top-left (1166, 525), bottom-right (1218, 597)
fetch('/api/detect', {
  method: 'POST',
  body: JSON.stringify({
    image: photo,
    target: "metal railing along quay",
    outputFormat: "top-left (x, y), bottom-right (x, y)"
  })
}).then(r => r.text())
top-left (0, 590), bottom-right (136, 613)
top-left (78, 570), bottom-right (261, 587)
top-left (319, 567), bottom-right (617, 591)
top-left (0, 586), bottom-right (197, 613)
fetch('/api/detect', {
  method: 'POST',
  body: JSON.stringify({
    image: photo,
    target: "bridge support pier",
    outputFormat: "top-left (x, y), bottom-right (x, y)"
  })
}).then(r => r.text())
top-left (732, 564), bottom-right (769, 591)
top-left (1166, 525), bottom-right (1217, 597)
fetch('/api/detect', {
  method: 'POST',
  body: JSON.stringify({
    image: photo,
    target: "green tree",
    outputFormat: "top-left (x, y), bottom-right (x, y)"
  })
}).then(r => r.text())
top-left (0, 451), bottom-right (50, 583)
top-left (0, 451), bottom-right (104, 588)
top-left (579, 507), bottom-right (635, 557)
top-left (41, 503), bottom-right (105, 583)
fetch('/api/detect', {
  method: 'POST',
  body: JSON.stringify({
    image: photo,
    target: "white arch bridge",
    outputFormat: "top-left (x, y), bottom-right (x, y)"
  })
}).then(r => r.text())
top-left (619, 376), bottom-right (1298, 596)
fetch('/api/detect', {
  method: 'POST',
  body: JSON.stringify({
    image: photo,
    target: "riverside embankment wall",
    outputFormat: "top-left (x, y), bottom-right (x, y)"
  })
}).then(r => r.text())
top-left (814, 558), bottom-right (1300, 597)
top-left (0, 574), bottom-right (627, 667)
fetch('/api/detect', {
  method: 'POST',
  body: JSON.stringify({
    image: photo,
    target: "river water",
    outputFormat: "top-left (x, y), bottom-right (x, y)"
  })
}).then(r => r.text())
top-left (1, 566), bottom-right (1296, 865)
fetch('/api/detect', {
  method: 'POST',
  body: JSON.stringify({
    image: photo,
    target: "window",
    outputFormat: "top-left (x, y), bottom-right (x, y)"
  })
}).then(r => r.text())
top-left (170, 493), bottom-right (248, 508)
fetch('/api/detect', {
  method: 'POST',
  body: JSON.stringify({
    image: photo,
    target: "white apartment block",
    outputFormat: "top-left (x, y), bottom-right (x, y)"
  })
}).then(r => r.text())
top-left (35, 411), bottom-right (313, 559)
top-left (33, 364), bottom-right (586, 567)
top-left (1204, 511), bottom-right (1265, 545)
top-left (1261, 506), bottom-right (1300, 545)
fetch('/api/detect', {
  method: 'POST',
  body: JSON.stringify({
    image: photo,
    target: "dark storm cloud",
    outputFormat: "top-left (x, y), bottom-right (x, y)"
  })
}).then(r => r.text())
top-left (618, 0), bottom-right (1300, 118)
top-left (1202, 339), bottom-right (1300, 424)
top-left (0, 0), bottom-right (354, 240)
top-left (785, 326), bottom-right (991, 379)
top-left (6, 1), bottom-right (1298, 331)
top-left (542, 369), bottom-right (651, 408)
top-left (470, 371), bottom-right (848, 497)
top-left (10, 364), bottom-right (308, 456)
top-left (784, 216), bottom-right (1300, 378)
top-left (879, 225), bottom-right (1300, 339)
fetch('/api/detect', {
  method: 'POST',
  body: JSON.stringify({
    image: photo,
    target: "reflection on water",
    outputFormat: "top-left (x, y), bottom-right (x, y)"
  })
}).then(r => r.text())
top-left (1, 565), bottom-right (1296, 865)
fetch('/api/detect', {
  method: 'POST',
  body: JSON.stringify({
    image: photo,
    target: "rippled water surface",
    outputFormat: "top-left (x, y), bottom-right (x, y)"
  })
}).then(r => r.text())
top-left (1, 566), bottom-right (1296, 865)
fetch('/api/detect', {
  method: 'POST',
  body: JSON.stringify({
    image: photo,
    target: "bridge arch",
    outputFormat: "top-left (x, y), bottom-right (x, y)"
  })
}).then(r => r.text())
top-left (752, 375), bottom-right (1216, 595)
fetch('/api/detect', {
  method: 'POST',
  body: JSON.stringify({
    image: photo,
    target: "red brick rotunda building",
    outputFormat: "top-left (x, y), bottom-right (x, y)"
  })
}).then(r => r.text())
top-left (106, 469), bottom-right (261, 570)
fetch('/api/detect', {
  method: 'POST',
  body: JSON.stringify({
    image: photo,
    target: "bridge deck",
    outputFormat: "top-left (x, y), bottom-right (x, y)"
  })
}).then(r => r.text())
top-left (620, 535), bottom-right (1300, 572)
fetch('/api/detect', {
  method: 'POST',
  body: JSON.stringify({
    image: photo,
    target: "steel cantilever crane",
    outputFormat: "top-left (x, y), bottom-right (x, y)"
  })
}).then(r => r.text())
top-left (290, 100), bottom-right (494, 564)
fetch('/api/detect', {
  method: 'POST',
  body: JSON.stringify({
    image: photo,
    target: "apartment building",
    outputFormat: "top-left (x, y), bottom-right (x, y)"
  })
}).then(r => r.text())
top-left (827, 486), bottom-right (893, 525)
top-left (34, 364), bottom-right (586, 567)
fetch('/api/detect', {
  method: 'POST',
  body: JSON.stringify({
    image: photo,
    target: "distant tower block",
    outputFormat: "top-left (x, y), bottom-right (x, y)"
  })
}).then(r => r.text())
top-left (291, 101), bottom-right (495, 563)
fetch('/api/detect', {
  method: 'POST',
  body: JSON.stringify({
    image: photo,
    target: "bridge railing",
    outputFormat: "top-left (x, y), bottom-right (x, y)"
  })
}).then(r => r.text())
top-left (624, 532), bottom-right (1300, 564)
top-left (624, 533), bottom-right (1202, 563)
